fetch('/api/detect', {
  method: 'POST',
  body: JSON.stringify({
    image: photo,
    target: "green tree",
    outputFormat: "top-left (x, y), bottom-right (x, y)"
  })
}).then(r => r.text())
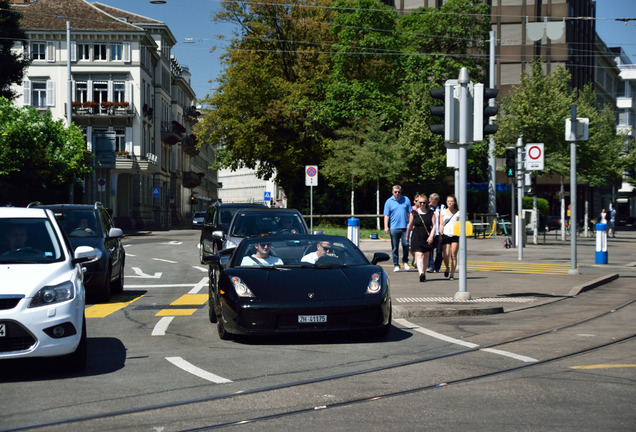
top-left (0, 98), bottom-right (92, 204)
top-left (0, 1), bottom-right (31, 100)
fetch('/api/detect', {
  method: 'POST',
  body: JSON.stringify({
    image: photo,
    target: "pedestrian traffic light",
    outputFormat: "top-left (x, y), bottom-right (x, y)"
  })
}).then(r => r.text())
top-left (505, 148), bottom-right (515, 178)
top-left (473, 84), bottom-right (499, 142)
top-left (429, 82), bottom-right (458, 142)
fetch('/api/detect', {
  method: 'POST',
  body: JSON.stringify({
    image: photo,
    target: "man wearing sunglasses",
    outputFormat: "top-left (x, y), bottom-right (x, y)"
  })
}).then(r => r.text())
top-left (240, 241), bottom-right (283, 266)
top-left (301, 241), bottom-right (333, 264)
top-left (383, 185), bottom-right (412, 272)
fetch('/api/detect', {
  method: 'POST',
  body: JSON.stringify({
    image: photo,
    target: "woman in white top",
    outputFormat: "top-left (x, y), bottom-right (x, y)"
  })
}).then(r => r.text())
top-left (439, 195), bottom-right (460, 280)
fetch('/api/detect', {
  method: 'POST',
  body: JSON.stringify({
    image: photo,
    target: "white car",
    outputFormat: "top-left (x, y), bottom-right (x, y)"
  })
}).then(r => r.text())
top-left (0, 207), bottom-right (98, 371)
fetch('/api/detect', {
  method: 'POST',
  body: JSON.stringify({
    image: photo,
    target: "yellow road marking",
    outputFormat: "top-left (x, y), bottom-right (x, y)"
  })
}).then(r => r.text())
top-left (156, 308), bottom-right (198, 317)
top-left (382, 261), bottom-right (572, 275)
top-left (85, 294), bottom-right (144, 318)
top-left (171, 294), bottom-right (208, 306)
top-left (570, 364), bottom-right (636, 370)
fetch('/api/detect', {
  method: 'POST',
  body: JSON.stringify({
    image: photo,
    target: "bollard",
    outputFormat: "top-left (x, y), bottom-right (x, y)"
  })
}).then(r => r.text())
top-left (347, 217), bottom-right (360, 247)
top-left (595, 222), bottom-right (608, 264)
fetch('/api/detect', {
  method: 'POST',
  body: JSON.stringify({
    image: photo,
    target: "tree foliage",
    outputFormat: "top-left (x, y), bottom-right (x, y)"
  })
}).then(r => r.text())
top-left (495, 61), bottom-right (625, 188)
top-left (0, 1), bottom-right (31, 100)
top-left (0, 98), bottom-right (92, 204)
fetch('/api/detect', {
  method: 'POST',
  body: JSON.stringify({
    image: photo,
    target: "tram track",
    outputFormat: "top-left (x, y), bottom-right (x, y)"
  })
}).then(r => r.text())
top-left (3, 295), bottom-right (636, 432)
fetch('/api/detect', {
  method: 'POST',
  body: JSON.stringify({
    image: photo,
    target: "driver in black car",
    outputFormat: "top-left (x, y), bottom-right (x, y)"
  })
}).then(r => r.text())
top-left (77, 218), bottom-right (94, 233)
top-left (277, 216), bottom-right (298, 234)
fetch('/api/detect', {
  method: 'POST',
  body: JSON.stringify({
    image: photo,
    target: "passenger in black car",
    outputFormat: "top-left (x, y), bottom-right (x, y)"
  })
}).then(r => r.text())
top-left (301, 241), bottom-right (333, 264)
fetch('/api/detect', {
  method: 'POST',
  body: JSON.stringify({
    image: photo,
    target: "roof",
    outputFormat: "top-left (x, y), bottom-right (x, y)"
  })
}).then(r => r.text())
top-left (12, 0), bottom-right (146, 32)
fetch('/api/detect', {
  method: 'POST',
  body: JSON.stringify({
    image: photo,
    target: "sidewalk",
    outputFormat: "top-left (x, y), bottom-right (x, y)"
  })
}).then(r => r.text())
top-left (358, 229), bottom-right (636, 317)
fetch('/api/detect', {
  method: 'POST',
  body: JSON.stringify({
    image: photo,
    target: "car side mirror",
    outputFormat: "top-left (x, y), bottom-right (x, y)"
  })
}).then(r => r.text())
top-left (212, 230), bottom-right (224, 240)
top-left (371, 252), bottom-right (390, 266)
top-left (72, 246), bottom-right (101, 265)
top-left (108, 227), bottom-right (124, 239)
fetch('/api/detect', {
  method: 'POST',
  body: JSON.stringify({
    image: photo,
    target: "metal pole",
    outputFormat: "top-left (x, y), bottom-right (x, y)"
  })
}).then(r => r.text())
top-left (66, 21), bottom-right (74, 203)
top-left (455, 67), bottom-right (470, 300)
top-left (516, 135), bottom-right (523, 260)
top-left (310, 184), bottom-right (313, 233)
top-left (488, 30), bottom-right (497, 216)
top-left (569, 105), bottom-right (580, 274)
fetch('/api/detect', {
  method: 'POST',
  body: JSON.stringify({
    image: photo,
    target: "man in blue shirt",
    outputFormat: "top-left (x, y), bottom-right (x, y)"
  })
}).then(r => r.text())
top-left (383, 185), bottom-right (412, 272)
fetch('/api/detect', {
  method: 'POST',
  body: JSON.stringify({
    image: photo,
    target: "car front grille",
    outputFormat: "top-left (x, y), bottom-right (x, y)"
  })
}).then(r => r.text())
top-left (0, 322), bottom-right (36, 353)
top-left (0, 296), bottom-right (23, 310)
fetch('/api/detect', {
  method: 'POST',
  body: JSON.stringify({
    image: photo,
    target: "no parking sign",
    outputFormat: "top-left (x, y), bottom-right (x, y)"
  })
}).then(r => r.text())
top-left (525, 143), bottom-right (544, 170)
top-left (305, 165), bottom-right (318, 186)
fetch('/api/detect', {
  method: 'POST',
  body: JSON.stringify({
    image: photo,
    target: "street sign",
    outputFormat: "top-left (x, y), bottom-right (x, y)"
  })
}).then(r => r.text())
top-left (152, 187), bottom-right (159, 197)
top-left (525, 143), bottom-right (544, 170)
top-left (264, 191), bottom-right (271, 202)
top-left (97, 178), bottom-right (106, 193)
top-left (305, 165), bottom-right (318, 186)
top-left (565, 118), bottom-right (589, 141)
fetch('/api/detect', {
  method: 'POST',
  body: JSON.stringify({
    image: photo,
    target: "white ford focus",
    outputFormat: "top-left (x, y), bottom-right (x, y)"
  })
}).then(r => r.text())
top-left (0, 207), bottom-right (98, 371)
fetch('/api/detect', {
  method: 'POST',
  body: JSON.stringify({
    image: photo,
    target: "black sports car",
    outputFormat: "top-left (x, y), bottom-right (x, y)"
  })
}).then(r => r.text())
top-left (202, 235), bottom-right (391, 340)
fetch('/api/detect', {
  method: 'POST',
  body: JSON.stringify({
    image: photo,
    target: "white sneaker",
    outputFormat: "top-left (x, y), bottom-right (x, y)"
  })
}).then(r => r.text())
top-left (403, 263), bottom-right (411, 271)
top-left (393, 266), bottom-right (400, 272)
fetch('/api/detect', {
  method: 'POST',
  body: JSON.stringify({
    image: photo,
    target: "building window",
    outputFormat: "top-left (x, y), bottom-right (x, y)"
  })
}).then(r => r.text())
top-left (75, 81), bottom-right (88, 103)
top-left (78, 43), bottom-right (90, 61)
top-left (93, 81), bottom-right (108, 103)
top-left (32, 42), bottom-right (46, 60)
top-left (93, 43), bottom-right (107, 61)
top-left (114, 128), bottom-right (126, 152)
top-left (111, 43), bottom-right (123, 61)
top-left (114, 81), bottom-right (125, 102)
top-left (32, 81), bottom-right (47, 107)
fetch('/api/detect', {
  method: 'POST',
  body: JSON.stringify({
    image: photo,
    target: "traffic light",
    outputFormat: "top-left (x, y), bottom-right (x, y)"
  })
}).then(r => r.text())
top-left (190, 195), bottom-right (196, 204)
top-left (473, 84), bottom-right (499, 142)
top-left (429, 82), bottom-right (457, 142)
top-left (505, 148), bottom-right (515, 178)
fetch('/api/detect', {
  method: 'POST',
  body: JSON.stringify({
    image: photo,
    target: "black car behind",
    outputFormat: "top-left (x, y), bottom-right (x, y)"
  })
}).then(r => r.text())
top-left (34, 202), bottom-right (125, 302)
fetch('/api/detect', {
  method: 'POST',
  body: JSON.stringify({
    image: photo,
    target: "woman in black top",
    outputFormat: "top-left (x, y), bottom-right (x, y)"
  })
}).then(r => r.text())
top-left (406, 194), bottom-right (437, 282)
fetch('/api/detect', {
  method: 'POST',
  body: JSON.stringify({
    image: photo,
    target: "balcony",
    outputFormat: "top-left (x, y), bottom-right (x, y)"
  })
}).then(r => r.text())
top-left (114, 152), bottom-right (159, 173)
top-left (69, 102), bottom-right (134, 125)
top-left (161, 120), bottom-right (186, 145)
top-left (182, 134), bottom-right (199, 156)
top-left (184, 106), bottom-right (200, 124)
top-left (183, 171), bottom-right (204, 188)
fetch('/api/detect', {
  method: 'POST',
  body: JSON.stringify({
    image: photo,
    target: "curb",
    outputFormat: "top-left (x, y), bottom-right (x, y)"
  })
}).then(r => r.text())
top-left (567, 273), bottom-right (620, 297)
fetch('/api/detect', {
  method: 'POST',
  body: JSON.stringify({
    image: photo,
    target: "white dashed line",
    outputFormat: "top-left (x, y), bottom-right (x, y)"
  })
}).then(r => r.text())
top-left (152, 316), bottom-right (174, 336)
top-left (166, 357), bottom-right (233, 383)
top-left (188, 277), bottom-right (209, 294)
top-left (394, 318), bottom-right (537, 363)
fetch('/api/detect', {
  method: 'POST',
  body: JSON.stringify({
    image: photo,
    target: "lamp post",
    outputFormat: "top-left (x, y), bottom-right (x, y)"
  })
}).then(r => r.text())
top-left (66, 21), bottom-right (72, 127)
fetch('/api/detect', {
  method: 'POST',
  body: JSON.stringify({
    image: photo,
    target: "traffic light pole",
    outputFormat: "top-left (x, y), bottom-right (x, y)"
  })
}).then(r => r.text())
top-left (516, 135), bottom-right (524, 261)
top-left (569, 105), bottom-right (580, 275)
top-left (456, 68), bottom-right (471, 301)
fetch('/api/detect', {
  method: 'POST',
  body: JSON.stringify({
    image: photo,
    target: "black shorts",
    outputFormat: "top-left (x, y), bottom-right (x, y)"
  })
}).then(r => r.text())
top-left (441, 234), bottom-right (459, 245)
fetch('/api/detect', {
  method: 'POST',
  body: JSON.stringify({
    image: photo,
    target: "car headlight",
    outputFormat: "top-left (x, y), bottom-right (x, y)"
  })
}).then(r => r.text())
top-left (231, 276), bottom-right (254, 298)
top-left (366, 273), bottom-right (382, 294)
top-left (29, 281), bottom-right (75, 307)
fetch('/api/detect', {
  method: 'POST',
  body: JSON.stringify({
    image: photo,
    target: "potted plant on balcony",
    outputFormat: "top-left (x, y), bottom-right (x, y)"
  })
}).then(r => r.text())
top-left (72, 101), bottom-right (85, 114)
top-left (82, 101), bottom-right (98, 113)
top-left (100, 101), bottom-right (114, 113)
top-left (116, 150), bottom-right (130, 158)
top-left (114, 101), bottom-right (130, 114)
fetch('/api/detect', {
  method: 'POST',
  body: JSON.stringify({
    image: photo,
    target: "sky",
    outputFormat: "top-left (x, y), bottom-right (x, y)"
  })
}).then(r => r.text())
top-left (93, 0), bottom-right (636, 102)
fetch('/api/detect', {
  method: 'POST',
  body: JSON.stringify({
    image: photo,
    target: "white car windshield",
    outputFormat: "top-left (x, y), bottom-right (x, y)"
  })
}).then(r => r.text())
top-left (0, 218), bottom-right (63, 263)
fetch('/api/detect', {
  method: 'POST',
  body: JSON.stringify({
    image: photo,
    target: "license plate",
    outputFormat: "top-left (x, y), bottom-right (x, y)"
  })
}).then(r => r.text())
top-left (0, 323), bottom-right (5, 337)
top-left (298, 315), bottom-right (327, 324)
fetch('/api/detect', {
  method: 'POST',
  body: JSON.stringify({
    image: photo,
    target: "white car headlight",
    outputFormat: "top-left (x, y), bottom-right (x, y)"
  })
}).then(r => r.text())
top-left (231, 276), bottom-right (254, 298)
top-left (29, 281), bottom-right (75, 307)
top-left (366, 273), bottom-right (382, 294)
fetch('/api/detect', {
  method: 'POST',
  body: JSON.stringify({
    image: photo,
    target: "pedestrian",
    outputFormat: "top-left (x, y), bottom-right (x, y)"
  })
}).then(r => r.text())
top-left (427, 193), bottom-right (443, 273)
top-left (409, 193), bottom-right (419, 266)
top-left (406, 194), bottom-right (437, 282)
top-left (440, 195), bottom-right (460, 281)
top-left (609, 206), bottom-right (617, 237)
top-left (383, 185), bottom-right (412, 272)
top-left (600, 209), bottom-right (607, 224)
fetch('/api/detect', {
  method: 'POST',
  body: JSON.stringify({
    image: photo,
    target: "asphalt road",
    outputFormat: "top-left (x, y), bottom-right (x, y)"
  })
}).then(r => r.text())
top-left (1, 229), bottom-right (634, 432)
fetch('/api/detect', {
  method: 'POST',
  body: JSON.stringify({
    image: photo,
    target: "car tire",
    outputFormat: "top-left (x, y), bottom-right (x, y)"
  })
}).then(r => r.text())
top-left (372, 307), bottom-right (392, 338)
top-left (64, 316), bottom-right (87, 372)
top-left (217, 317), bottom-right (233, 340)
top-left (208, 281), bottom-right (217, 324)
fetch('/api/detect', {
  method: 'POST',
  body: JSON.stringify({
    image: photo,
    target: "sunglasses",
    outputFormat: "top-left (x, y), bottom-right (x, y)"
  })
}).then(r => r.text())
top-left (257, 243), bottom-right (271, 247)
top-left (419, 201), bottom-right (427, 204)
top-left (393, 190), bottom-right (401, 194)
top-left (320, 245), bottom-right (332, 251)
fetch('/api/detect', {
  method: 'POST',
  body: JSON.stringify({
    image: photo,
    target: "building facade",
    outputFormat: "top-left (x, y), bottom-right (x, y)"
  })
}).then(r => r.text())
top-left (10, 0), bottom-right (217, 228)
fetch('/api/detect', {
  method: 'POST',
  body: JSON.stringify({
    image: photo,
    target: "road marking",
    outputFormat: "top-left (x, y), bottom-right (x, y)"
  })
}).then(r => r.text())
top-left (166, 357), bottom-right (233, 383)
top-left (152, 258), bottom-right (178, 264)
top-left (156, 308), bottom-right (198, 316)
top-left (188, 277), bottom-right (209, 294)
top-left (396, 297), bottom-right (537, 303)
top-left (384, 261), bottom-right (571, 275)
top-left (152, 316), bottom-right (174, 336)
top-left (394, 318), bottom-right (538, 363)
top-left (124, 284), bottom-right (194, 288)
top-left (171, 294), bottom-right (208, 306)
top-left (161, 241), bottom-right (183, 245)
top-left (570, 364), bottom-right (636, 370)
top-left (85, 294), bottom-right (144, 318)
top-left (193, 266), bottom-right (208, 272)
top-left (129, 267), bottom-right (163, 279)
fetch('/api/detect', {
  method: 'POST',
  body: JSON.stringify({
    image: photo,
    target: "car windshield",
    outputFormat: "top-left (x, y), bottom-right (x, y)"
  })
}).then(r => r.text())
top-left (229, 212), bottom-right (308, 238)
top-left (0, 218), bottom-right (64, 263)
top-left (193, 212), bottom-right (205, 218)
top-left (233, 235), bottom-right (367, 268)
top-left (51, 210), bottom-right (99, 238)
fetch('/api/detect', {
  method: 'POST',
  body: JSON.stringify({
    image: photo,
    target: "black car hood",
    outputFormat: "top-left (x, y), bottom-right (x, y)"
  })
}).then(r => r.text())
top-left (235, 266), bottom-right (381, 302)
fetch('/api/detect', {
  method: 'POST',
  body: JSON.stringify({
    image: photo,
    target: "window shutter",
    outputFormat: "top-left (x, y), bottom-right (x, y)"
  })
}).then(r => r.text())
top-left (71, 41), bottom-right (77, 62)
top-left (23, 80), bottom-right (31, 105)
top-left (125, 81), bottom-right (133, 103)
top-left (123, 42), bottom-right (131, 63)
top-left (46, 80), bottom-right (55, 106)
top-left (125, 127), bottom-right (132, 153)
top-left (86, 128), bottom-right (93, 153)
top-left (108, 80), bottom-right (113, 101)
top-left (87, 80), bottom-right (93, 100)
top-left (46, 42), bottom-right (55, 62)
